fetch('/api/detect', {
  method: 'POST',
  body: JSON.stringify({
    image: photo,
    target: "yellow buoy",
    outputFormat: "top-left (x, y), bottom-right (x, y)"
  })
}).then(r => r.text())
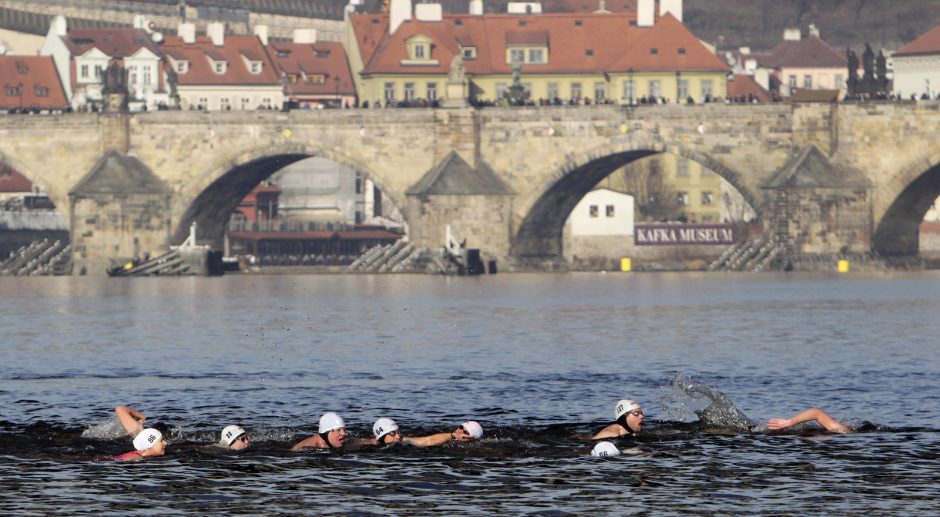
top-left (837, 259), bottom-right (850, 273)
top-left (620, 258), bottom-right (632, 272)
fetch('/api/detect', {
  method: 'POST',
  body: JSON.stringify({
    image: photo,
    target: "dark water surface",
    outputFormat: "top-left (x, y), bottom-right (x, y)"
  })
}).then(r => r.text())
top-left (1, 272), bottom-right (939, 514)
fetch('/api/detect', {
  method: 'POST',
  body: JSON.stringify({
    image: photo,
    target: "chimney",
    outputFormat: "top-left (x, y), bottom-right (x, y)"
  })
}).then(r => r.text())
top-left (50, 15), bottom-right (67, 37)
top-left (254, 24), bottom-right (269, 45)
top-left (637, 0), bottom-right (654, 27)
top-left (292, 29), bottom-right (317, 44)
top-left (507, 2), bottom-right (542, 14)
top-left (207, 22), bottom-right (225, 46)
top-left (415, 3), bottom-right (443, 22)
top-left (389, 0), bottom-right (412, 34)
top-left (659, 0), bottom-right (683, 22)
top-left (178, 22), bottom-right (195, 44)
top-left (783, 28), bottom-right (801, 41)
top-left (133, 15), bottom-right (146, 30)
top-left (469, 0), bottom-right (483, 15)
top-left (595, 0), bottom-right (610, 13)
top-left (808, 23), bottom-right (820, 38)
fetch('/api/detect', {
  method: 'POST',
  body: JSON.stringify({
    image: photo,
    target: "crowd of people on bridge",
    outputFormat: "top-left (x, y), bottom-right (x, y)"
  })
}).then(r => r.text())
top-left (106, 399), bottom-right (852, 461)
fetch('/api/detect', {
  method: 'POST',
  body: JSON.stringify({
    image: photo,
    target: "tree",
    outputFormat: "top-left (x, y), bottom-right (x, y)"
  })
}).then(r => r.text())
top-left (604, 157), bottom-right (680, 221)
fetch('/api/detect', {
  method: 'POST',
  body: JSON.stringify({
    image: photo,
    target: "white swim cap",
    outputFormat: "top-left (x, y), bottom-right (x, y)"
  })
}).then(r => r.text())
top-left (133, 428), bottom-right (163, 451)
top-left (615, 399), bottom-right (641, 420)
top-left (220, 425), bottom-right (247, 446)
top-left (318, 412), bottom-right (345, 434)
top-left (591, 441), bottom-right (621, 457)
top-left (461, 421), bottom-right (483, 439)
top-left (373, 418), bottom-right (399, 440)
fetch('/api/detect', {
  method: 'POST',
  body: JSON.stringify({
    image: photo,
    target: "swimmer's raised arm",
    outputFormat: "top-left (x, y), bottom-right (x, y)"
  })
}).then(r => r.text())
top-left (403, 431), bottom-right (454, 447)
top-left (768, 407), bottom-right (850, 434)
top-left (115, 405), bottom-right (145, 436)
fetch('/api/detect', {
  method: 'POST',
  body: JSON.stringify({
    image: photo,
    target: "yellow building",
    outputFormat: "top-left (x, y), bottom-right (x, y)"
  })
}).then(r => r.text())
top-left (345, 4), bottom-right (728, 106)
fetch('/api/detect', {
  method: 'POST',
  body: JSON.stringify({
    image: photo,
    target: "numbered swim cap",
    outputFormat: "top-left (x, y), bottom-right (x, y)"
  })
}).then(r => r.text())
top-left (373, 418), bottom-right (399, 440)
top-left (615, 400), bottom-right (641, 420)
top-left (591, 441), bottom-right (621, 457)
top-left (318, 412), bottom-right (345, 434)
top-left (133, 428), bottom-right (163, 451)
top-left (461, 421), bottom-right (483, 439)
top-left (220, 425), bottom-right (247, 446)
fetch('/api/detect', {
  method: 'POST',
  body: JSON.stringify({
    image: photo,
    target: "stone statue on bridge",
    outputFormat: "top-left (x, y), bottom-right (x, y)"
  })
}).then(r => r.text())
top-left (846, 48), bottom-right (859, 95)
top-left (101, 62), bottom-right (129, 113)
top-left (442, 54), bottom-right (468, 108)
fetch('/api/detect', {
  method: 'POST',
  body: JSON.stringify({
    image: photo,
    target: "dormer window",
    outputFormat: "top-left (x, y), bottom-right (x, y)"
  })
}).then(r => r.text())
top-left (249, 61), bottom-right (261, 74)
top-left (462, 46), bottom-right (477, 59)
top-left (214, 61), bottom-right (227, 73)
top-left (678, 48), bottom-right (686, 55)
top-left (650, 48), bottom-right (658, 55)
top-left (401, 34), bottom-right (439, 66)
top-left (175, 60), bottom-right (189, 74)
top-left (34, 86), bottom-right (49, 97)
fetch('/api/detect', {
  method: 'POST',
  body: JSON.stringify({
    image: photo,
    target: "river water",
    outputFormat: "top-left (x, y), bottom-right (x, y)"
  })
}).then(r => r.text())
top-left (1, 272), bottom-right (938, 514)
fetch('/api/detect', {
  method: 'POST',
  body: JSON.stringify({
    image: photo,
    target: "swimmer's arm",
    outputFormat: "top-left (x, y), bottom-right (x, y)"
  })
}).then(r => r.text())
top-left (290, 436), bottom-right (319, 451)
top-left (403, 432), bottom-right (454, 447)
top-left (115, 405), bottom-right (145, 435)
top-left (768, 407), bottom-right (849, 433)
top-left (347, 437), bottom-right (379, 447)
top-left (591, 424), bottom-right (619, 440)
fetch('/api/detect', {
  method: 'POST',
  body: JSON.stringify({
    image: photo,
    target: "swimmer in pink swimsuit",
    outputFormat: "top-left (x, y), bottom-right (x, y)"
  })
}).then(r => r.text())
top-left (114, 427), bottom-right (167, 461)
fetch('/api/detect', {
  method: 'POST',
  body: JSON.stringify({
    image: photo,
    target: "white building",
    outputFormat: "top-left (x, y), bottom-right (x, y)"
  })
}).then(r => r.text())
top-left (564, 188), bottom-right (635, 269)
top-left (892, 24), bottom-right (940, 98)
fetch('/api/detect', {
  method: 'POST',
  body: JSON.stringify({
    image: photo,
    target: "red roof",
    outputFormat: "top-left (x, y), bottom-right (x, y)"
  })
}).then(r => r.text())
top-left (0, 165), bottom-right (33, 193)
top-left (895, 24), bottom-right (940, 57)
top-left (351, 11), bottom-right (727, 76)
top-left (64, 28), bottom-right (160, 58)
top-left (727, 74), bottom-right (771, 102)
top-left (159, 35), bottom-right (281, 86)
top-left (759, 35), bottom-right (846, 68)
top-left (0, 55), bottom-right (69, 110)
top-left (268, 41), bottom-right (356, 96)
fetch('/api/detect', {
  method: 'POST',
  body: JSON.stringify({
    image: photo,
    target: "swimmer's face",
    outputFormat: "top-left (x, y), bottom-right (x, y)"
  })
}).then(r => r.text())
top-left (625, 409), bottom-right (645, 433)
top-left (327, 428), bottom-right (345, 447)
top-left (149, 438), bottom-right (167, 456)
top-left (453, 426), bottom-right (474, 441)
top-left (381, 431), bottom-right (401, 444)
top-left (229, 434), bottom-right (250, 450)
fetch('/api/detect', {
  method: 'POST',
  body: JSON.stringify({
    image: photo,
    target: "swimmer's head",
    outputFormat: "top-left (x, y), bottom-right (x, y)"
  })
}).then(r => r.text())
top-left (318, 412), bottom-right (346, 448)
top-left (373, 418), bottom-right (400, 444)
top-left (459, 421), bottom-right (483, 440)
top-left (591, 441), bottom-right (621, 457)
top-left (220, 425), bottom-right (249, 450)
top-left (615, 399), bottom-right (644, 433)
top-left (133, 428), bottom-right (164, 451)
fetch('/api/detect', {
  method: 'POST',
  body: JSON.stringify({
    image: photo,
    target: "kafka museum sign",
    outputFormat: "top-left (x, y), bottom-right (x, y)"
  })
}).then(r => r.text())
top-left (634, 224), bottom-right (735, 245)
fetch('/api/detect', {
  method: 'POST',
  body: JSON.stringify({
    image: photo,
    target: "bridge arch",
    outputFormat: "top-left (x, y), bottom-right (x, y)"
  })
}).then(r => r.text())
top-left (511, 137), bottom-right (762, 259)
top-left (0, 151), bottom-right (68, 212)
top-left (173, 142), bottom-right (405, 247)
top-left (872, 148), bottom-right (940, 255)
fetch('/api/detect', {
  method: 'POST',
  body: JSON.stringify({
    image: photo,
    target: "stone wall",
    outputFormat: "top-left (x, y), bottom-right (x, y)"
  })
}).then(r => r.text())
top-left (770, 188), bottom-right (872, 254)
top-left (406, 193), bottom-right (514, 265)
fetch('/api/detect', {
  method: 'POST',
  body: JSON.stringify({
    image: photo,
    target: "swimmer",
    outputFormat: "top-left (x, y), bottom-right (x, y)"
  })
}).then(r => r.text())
top-left (115, 405), bottom-right (147, 436)
top-left (591, 441), bottom-right (621, 457)
top-left (291, 412), bottom-right (346, 450)
top-left (356, 418), bottom-right (483, 447)
top-left (220, 425), bottom-right (250, 450)
top-left (114, 427), bottom-right (167, 461)
top-left (592, 399), bottom-right (644, 440)
top-left (768, 407), bottom-right (851, 434)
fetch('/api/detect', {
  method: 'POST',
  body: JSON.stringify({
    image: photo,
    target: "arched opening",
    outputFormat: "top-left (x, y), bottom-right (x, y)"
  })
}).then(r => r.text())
top-left (176, 153), bottom-right (406, 269)
top-left (514, 150), bottom-right (759, 270)
top-left (0, 163), bottom-right (70, 275)
top-left (873, 163), bottom-right (940, 261)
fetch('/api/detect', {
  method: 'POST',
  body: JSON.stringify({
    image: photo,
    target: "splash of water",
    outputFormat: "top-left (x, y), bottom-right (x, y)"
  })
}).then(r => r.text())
top-left (80, 417), bottom-right (126, 440)
top-left (660, 374), bottom-right (761, 432)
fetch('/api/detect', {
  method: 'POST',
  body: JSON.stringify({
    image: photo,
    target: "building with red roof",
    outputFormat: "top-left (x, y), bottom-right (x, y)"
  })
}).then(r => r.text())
top-left (0, 55), bottom-right (68, 112)
top-left (267, 38), bottom-right (356, 108)
top-left (160, 22), bottom-right (283, 111)
top-left (753, 25), bottom-right (846, 98)
top-left (40, 15), bottom-right (171, 111)
top-left (345, 0), bottom-right (728, 106)
top-left (892, 24), bottom-right (940, 98)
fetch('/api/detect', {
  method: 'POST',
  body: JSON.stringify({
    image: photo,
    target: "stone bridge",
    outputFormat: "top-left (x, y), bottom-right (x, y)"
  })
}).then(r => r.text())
top-left (1, 103), bottom-right (939, 274)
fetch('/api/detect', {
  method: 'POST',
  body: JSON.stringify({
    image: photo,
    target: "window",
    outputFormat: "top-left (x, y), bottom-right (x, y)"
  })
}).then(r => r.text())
top-left (220, 97), bottom-right (231, 110)
top-left (677, 159), bottom-right (689, 177)
top-left (623, 79), bottom-right (635, 102)
top-left (414, 45), bottom-right (425, 59)
top-left (462, 47), bottom-right (476, 59)
top-left (701, 191), bottom-right (714, 205)
top-left (510, 49), bottom-right (525, 64)
top-left (4, 86), bottom-right (16, 96)
top-left (80, 65), bottom-right (89, 78)
top-left (262, 98), bottom-right (272, 108)
top-left (34, 86), bottom-right (48, 97)
top-left (678, 48), bottom-right (686, 55)
top-left (198, 97), bottom-right (208, 108)
top-left (678, 79), bottom-right (688, 99)
top-left (241, 97), bottom-right (251, 110)
top-left (250, 62), bottom-right (261, 74)
top-left (606, 205), bottom-right (615, 217)
top-left (589, 205), bottom-right (599, 217)
top-left (143, 69), bottom-right (152, 85)
top-left (575, 20), bottom-right (582, 26)
top-left (571, 82), bottom-right (582, 99)
top-left (176, 61), bottom-right (188, 73)
top-left (214, 62), bottom-right (226, 74)
top-left (384, 82), bottom-right (395, 101)
top-left (677, 192), bottom-right (689, 205)
top-left (128, 65), bottom-right (137, 85)
top-left (94, 65), bottom-right (102, 78)
top-left (804, 75), bottom-right (812, 88)
top-left (649, 79), bottom-right (660, 98)
top-left (788, 75), bottom-right (797, 89)
top-left (594, 82), bottom-right (606, 100)
top-left (427, 82), bottom-right (437, 101)
top-left (547, 82), bottom-right (559, 100)
top-left (701, 80), bottom-right (713, 98)
top-left (585, 49), bottom-right (594, 56)
top-left (650, 48), bottom-right (658, 55)
top-left (404, 82), bottom-right (415, 101)
top-left (835, 74), bottom-right (844, 88)
top-left (529, 48), bottom-right (544, 63)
